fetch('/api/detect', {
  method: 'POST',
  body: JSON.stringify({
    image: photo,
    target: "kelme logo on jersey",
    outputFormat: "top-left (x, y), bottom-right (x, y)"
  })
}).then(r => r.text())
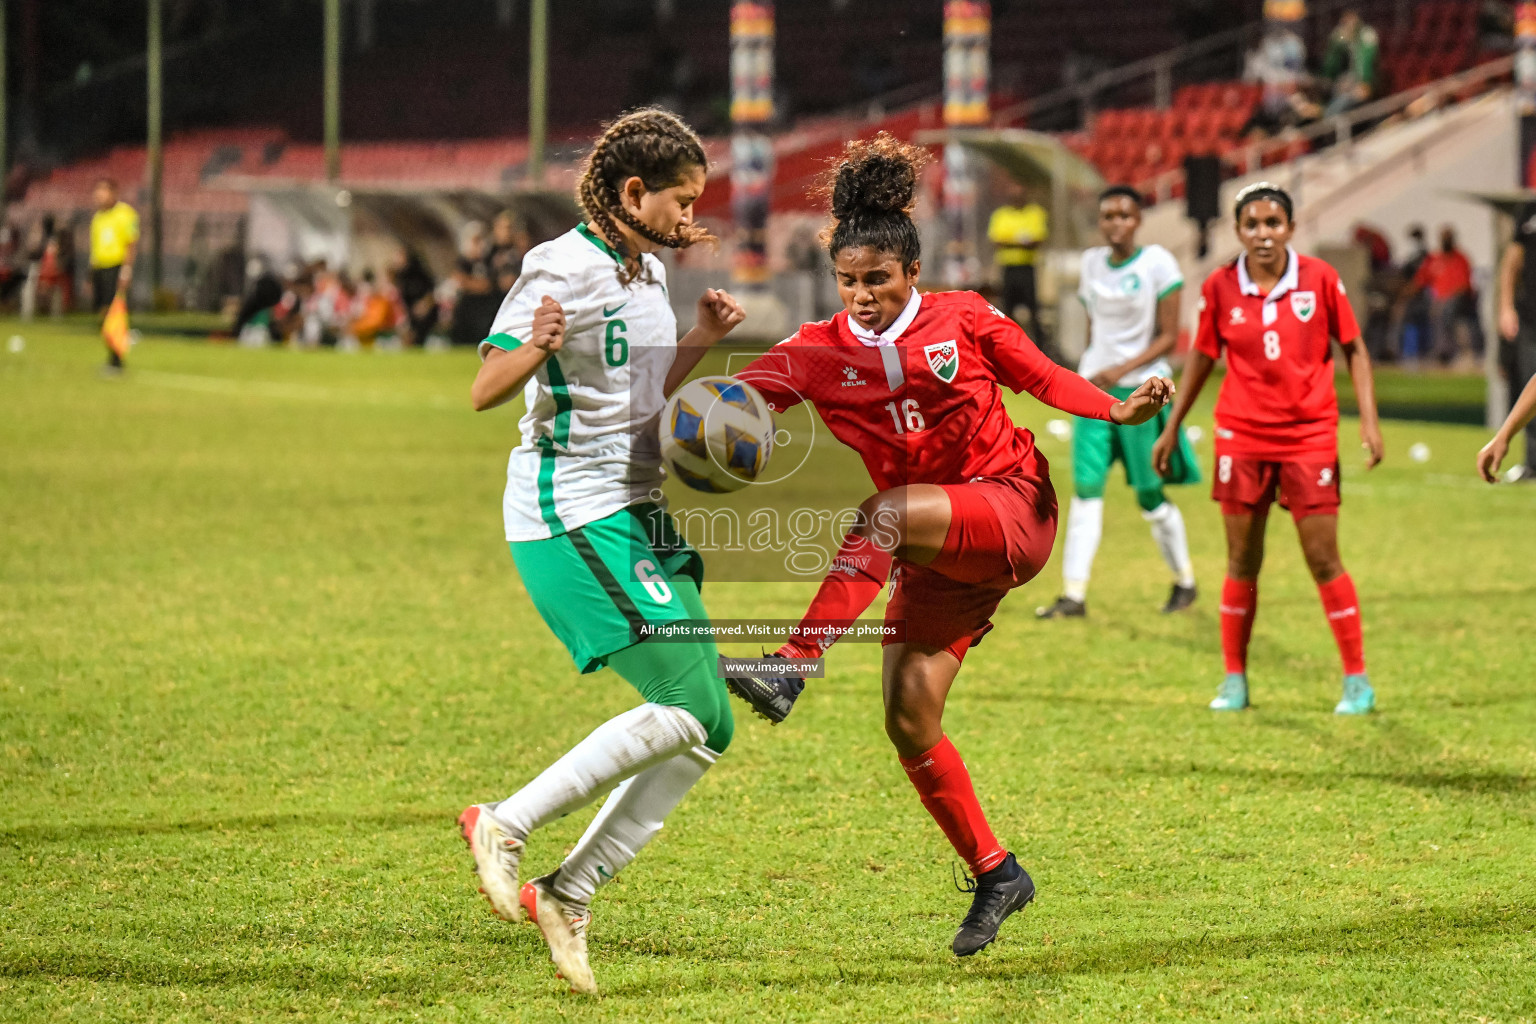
top-left (1290, 291), bottom-right (1317, 322)
top-left (924, 340), bottom-right (959, 383)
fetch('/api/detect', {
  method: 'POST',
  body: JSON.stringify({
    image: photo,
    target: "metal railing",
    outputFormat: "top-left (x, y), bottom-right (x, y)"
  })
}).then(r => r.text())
top-left (1138, 54), bottom-right (1516, 205)
top-left (991, 22), bottom-right (1265, 131)
top-left (988, 0), bottom-right (1429, 134)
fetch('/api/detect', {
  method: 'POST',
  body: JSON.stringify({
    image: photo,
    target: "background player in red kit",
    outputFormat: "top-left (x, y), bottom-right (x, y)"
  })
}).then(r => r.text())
top-left (1152, 182), bottom-right (1383, 715)
top-left (726, 136), bottom-right (1174, 957)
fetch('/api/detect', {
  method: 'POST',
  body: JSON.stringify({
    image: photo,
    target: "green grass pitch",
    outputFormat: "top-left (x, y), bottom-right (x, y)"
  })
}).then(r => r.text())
top-left (2, 322), bottom-right (1533, 1022)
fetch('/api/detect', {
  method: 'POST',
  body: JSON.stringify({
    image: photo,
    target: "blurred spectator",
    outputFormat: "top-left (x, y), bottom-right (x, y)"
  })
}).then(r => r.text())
top-left (1395, 225), bottom-right (1432, 362)
top-left (1400, 224), bottom-right (1431, 279)
top-left (269, 263), bottom-right (312, 342)
top-left (489, 211), bottom-right (529, 295)
top-left (0, 227), bottom-right (21, 309)
top-left (89, 178), bottom-right (139, 316)
top-left (1243, 21), bottom-right (1308, 134)
top-left (451, 221), bottom-right (499, 348)
top-left (37, 229), bottom-right (75, 318)
top-left (389, 248), bottom-right (438, 347)
top-left (300, 263), bottom-right (363, 348)
top-left (1353, 223), bottom-right (1392, 273)
top-left (1401, 226), bottom-right (1481, 366)
top-left (987, 179), bottom-right (1049, 337)
top-left (233, 257), bottom-right (284, 343)
top-left (1353, 222), bottom-right (1398, 359)
top-left (350, 270), bottom-right (398, 348)
top-left (1319, 9), bottom-right (1379, 118)
top-left (1498, 203), bottom-right (1536, 478)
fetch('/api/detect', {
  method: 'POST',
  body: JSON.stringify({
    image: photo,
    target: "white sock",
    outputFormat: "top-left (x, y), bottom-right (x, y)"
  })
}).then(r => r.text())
top-left (492, 703), bottom-right (707, 842)
top-left (554, 744), bottom-right (720, 909)
top-left (1143, 501), bottom-right (1196, 587)
top-left (1061, 497), bottom-right (1104, 601)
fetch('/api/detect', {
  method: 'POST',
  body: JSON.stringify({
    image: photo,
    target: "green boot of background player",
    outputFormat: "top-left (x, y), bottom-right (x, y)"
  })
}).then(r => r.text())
top-left (1209, 673), bottom-right (1249, 711)
top-left (1334, 674), bottom-right (1375, 715)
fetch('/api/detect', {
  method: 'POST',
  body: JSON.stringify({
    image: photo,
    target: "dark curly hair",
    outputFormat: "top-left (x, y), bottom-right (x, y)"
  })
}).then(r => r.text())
top-left (818, 132), bottom-right (930, 270)
top-left (577, 108), bottom-right (715, 284)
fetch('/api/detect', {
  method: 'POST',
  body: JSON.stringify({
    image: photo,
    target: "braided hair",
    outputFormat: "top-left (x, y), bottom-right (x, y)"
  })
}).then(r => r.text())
top-left (577, 108), bottom-right (714, 284)
top-left (818, 132), bottom-right (930, 270)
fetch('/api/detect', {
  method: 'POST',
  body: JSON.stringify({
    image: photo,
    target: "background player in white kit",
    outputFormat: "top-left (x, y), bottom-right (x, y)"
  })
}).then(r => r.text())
top-left (1038, 186), bottom-right (1201, 619)
top-left (456, 109), bottom-right (745, 995)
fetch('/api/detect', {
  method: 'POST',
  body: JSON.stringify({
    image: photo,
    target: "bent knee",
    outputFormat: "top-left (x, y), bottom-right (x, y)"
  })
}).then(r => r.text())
top-left (662, 649), bottom-right (735, 753)
top-left (702, 701), bottom-right (734, 753)
top-left (855, 489), bottom-right (907, 537)
top-left (1306, 558), bottom-right (1345, 584)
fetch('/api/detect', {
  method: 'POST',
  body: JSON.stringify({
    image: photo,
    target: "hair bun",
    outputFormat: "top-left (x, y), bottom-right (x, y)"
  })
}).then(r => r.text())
top-left (827, 133), bottom-right (928, 221)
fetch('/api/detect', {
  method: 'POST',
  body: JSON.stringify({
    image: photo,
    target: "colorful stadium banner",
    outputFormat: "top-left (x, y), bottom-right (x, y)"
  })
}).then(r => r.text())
top-left (943, 1), bottom-right (990, 127)
top-left (730, 2), bottom-right (774, 125)
top-left (942, 2), bottom-right (989, 286)
top-left (731, 2), bottom-right (775, 285)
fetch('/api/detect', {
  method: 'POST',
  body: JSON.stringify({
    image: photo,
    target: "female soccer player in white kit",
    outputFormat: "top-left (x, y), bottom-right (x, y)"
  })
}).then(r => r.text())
top-left (457, 108), bottom-right (744, 994)
top-left (1037, 185), bottom-right (1201, 619)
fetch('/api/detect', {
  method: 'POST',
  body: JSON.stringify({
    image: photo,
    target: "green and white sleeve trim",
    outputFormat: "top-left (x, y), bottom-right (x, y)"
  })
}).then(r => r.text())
top-left (1157, 280), bottom-right (1184, 300)
top-left (478, 332), bottom-right (523, 360)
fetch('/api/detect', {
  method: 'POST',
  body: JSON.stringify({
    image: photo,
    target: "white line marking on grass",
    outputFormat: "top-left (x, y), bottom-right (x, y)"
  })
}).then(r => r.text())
top-left (134, 370), bottom-right (455, 409)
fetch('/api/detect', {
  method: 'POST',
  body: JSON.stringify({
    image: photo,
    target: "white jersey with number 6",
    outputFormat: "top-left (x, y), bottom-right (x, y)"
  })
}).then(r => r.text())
top-left (479, 225), bottom-right (677, 541)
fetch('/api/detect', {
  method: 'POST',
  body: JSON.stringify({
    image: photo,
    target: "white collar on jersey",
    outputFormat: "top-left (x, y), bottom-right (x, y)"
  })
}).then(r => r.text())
top-left (1237, 245), bottom-right (1300, 300)
top-left (1237, 245), bottom-right (1300, 326)
top-left (848, 287), bottom-right (922, 347)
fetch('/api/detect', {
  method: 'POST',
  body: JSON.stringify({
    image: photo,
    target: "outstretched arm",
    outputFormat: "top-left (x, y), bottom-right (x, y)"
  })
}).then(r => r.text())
top-left (979, 298), bottom-right (1170, 422)
top-left (1477, 372), bottom-right (1536, 482)
top-left (1090, 288), bottom-right (1182, 387)
top-left (1152, 348), bottom-right (1215, 476)
top-left (1341, 338), bottom-right (1384, 468)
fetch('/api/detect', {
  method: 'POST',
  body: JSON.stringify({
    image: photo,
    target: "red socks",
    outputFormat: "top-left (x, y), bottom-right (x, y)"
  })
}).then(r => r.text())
top-left (898, 736), bottom-right (1006, 876)
top-left (1219, 577), bottom-right (1258, 674)
top-left (1220, 574), bottom-right (1366, 676)
top-left (778, 531), bottom-right (892, 660)
top-left (1317, 573), bottom-right (1366, 675)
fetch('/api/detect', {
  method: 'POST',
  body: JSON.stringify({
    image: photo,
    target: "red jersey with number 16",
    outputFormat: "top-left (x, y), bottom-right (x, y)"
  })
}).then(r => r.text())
top-left (736, 289), bottom-right (1117, 491)
top-left (1195, 250), bottom-right (1361, 458)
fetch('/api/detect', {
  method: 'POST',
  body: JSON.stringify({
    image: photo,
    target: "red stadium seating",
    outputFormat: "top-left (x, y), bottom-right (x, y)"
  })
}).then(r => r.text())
top-left (1074, 1), bottom-right (1486, 196)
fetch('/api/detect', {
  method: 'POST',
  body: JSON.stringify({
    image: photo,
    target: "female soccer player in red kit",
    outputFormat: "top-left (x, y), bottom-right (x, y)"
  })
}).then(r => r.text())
top-left (727, 136), bottom-right (1174, 956)
top-left (1152, 182), bottom-right (1384, 715)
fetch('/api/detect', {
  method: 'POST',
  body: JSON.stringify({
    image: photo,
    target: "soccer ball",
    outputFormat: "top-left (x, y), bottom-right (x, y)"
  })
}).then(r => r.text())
top-left (660, 376), bottom-right (775, 493)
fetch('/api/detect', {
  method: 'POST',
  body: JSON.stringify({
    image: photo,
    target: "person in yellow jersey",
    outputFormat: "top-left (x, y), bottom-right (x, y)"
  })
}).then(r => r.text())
top-left (89, 178), bottom-right (139, 370)
top-left (988, 179), bottom-right (1049, 338)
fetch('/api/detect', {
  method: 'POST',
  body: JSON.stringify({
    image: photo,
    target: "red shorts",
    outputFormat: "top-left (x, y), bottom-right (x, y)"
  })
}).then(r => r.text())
top-left (1212, 450), bottom-right (1341, 519)
top-left (884, 474), bottom-right (1058, 662)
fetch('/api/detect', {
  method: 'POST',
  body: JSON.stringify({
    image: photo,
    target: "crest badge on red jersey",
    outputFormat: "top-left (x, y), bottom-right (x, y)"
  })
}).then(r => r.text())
top-left (1290, 291), bottom-right (1317, 323)
top-left (924, 340), bottom-right (959, 383)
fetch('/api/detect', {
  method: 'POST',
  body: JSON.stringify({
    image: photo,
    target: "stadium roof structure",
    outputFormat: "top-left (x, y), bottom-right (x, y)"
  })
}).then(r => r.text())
top-left (237, 182), bottom-right (581, 279)
top-left (1461, 189), bottom-right (1536, 217)
top-left (915, 127), bottom-right (1107, 250)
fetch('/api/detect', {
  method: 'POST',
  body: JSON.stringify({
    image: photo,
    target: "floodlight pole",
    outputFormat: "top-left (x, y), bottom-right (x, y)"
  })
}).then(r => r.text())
top-left (146, 0), bottom-right (163, 294)
top-left (528, 0), bottom-right (548, 188)
top-left (324, 0), bottom-right (341, 183)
